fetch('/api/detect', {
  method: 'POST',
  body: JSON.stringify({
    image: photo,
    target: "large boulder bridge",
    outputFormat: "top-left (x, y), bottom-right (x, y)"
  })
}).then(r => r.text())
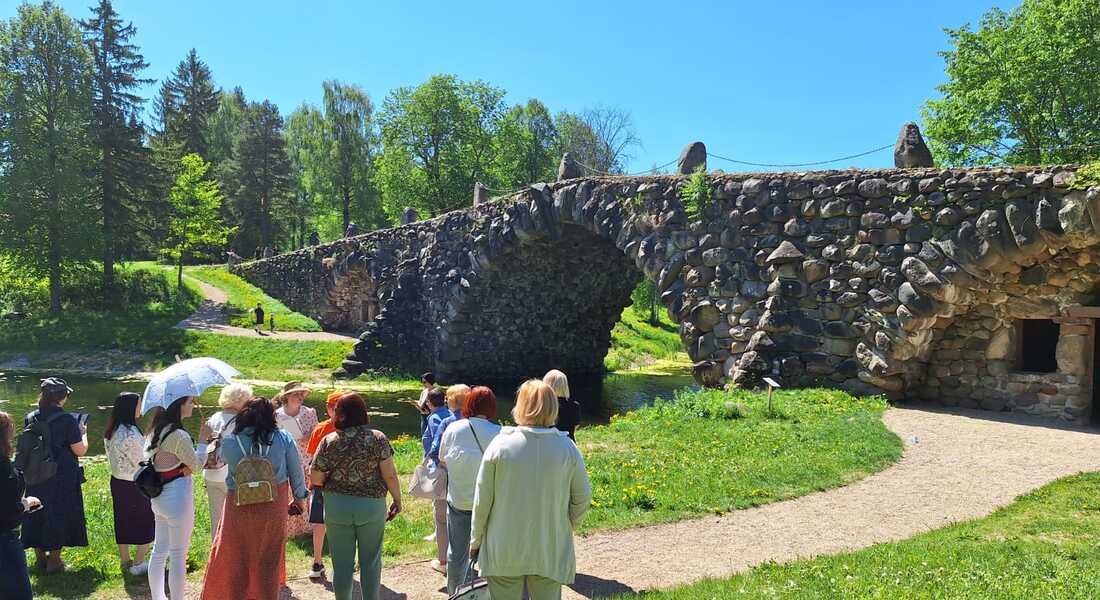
top-left (234, 164), bottom-right (1100, 423)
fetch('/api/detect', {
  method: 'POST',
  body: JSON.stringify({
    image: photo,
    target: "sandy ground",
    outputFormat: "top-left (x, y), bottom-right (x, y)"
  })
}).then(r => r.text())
top-left (174, 278), bottom-right (355, 342)
top-left (107, 406), bottom-right (1100, 600)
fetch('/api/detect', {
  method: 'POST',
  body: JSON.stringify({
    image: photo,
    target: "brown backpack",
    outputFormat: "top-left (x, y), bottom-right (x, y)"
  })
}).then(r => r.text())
top-left (233, 437), bottom-right (276, 506)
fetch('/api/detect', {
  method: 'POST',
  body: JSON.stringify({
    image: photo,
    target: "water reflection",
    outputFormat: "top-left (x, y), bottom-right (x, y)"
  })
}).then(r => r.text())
top-left (0, 370), bottom-right (695, 456)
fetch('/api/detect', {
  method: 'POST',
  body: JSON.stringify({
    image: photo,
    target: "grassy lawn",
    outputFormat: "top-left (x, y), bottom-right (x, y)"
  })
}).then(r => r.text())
top-left (29, 387), bottom-right (901, 599)
top-left (184, 265), bottom-right (322, 332)
top-left (617, 472), bottom-right (1100, 599)
top-left (605, 304), bottom-right (688, 372)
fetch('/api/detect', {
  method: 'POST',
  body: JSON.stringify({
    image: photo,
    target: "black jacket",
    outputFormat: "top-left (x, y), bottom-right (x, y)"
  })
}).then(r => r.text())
top-left (0, 458), bottom-right (26, 531)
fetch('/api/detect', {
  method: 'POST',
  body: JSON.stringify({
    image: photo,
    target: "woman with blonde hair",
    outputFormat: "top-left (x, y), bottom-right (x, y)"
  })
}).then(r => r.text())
top-left (196, 382), bottom-right (252, 538)
top-left (543, 369), bottom-right (580, 441)
top-left (470, 380), bottom-right (592, 599)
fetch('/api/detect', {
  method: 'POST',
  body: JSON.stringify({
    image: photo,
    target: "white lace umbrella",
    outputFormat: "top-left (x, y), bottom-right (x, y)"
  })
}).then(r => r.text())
top-left (142, 357), bottom-right (240, 415)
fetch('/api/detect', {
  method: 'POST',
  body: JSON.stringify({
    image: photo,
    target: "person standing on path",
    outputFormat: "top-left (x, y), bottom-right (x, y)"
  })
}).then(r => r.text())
top-left (470, 380), bottom-right (592, 600)
top-left (146, 395), bottom-right (202, 600)
top-left (438, 386), bottom-right (501, 593)
top-left (19, 377), bottom-right (88, 574)
top-left (274, 381), bottom-right (319, 538)
top-left (311, 393), bottom-right (402, 600)
top-left (200, 397), bottom-right (309, 600)
top-left (544, 370), bottom-right (580, 442)
top-left (252, 303), bottom-right (265, 334)
top-left (104, 392), bottom-right (154, 576)
top-left (304, 391), bottom-right (343, 580)
top-left (421, 387), bottom-right (452, 573)
top-left (415, 372), bottom-right (437, 435)
top-left (427, 384), bottom-right (470, 464)
top-left (195, 382), bottom-right (251, 538)
top-left (1, 410), bottom-right (39, 600)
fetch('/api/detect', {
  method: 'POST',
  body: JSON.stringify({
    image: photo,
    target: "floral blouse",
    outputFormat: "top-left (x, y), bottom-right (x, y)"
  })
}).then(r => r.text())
top-left (312, 425), bottom-right (393, 498)
top-left (106, 424), bottom-right (145, 481)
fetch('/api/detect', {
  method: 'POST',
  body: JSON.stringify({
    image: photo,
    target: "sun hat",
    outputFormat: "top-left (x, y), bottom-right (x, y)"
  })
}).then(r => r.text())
top-left (40, 377), bottom-right (73, 395)
top-left (274, 381), bottom-right (311, 404)
top-left (325, 391), bottom-right (345, 409)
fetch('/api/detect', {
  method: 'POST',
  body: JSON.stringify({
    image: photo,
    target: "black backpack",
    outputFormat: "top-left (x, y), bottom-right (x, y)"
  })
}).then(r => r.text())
top-left (15, 412), bottom-right (64, 486)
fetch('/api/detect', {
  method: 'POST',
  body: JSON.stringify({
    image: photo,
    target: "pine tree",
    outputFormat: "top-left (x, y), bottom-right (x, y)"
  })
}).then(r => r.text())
top-left (80, 0), bottom-right (151, 287)
top-left (227, 100), bottom-right (292, 254)
top-left (0, 2), bottom-right (97, 312)
top-left (154, 48), bottom-right (218, 157)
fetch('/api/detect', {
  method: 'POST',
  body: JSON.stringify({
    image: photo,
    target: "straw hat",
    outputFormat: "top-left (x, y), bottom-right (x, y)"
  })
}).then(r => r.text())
top-left (274, 381), bottom-right (311, 404)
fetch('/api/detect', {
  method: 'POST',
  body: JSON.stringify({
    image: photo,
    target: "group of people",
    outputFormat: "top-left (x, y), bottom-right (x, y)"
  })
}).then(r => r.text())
top-left (413, 369), bottom-right (590, 599)
top-left (1, 367), bottom-right (592, 600)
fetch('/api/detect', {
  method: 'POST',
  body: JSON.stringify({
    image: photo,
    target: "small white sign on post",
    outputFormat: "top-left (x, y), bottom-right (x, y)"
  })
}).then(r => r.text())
top-left (762, 377), bottom-right (781, 416)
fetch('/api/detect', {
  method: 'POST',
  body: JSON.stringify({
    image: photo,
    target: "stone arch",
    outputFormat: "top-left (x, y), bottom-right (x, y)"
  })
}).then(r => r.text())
top-left (320, 267), bottom-right (380, 333)
top-left (432, 179), bottom-right (700, 383)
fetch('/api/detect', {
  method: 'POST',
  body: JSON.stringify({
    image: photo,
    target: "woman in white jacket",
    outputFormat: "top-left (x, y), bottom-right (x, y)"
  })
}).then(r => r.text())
top-left (469, 380), bottom-right (592, 600)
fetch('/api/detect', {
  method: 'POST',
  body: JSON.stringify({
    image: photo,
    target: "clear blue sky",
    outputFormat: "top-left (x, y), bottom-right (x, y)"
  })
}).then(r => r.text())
top-left (5, 0), bottom-right (1009, 173)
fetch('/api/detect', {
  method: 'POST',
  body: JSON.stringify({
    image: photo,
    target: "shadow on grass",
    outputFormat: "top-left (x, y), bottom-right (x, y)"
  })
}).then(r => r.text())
top-left (29, 566), bottom-right (105, 600)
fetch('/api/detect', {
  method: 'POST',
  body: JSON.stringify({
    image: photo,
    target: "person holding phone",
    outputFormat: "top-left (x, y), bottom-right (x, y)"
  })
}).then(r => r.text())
top-left (20, 377), bottom-right (88, 574)
top-left (311, 393), bottom-right (401, 600)
top-left (1, 410), bottom-right (39, 600)
top-left (104, 392), bottom-right (154, 575)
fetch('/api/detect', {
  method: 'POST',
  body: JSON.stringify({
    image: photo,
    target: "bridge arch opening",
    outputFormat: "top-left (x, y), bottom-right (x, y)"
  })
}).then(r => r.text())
top-left (437, 223), bottom-right (643, 383)
top-left (321, 269), bottom-right (380, 334)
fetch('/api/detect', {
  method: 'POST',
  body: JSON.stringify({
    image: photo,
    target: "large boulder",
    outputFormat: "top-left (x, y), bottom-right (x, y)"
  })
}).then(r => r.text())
top-left (893, 122), bottom-right (934, 168)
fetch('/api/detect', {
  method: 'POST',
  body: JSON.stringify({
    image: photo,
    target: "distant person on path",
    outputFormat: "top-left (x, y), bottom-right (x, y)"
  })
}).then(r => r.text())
top-left (200, 397), bottom-right (308, 600)
top-left (1, 410), bottom-right (39, 600)
top-left (19, 377), bottom-right (88, 574)
top-left (274, 382), bottom-right (319, 538)
top-left (146, 395), bottom-right (202, 600)
top-left (344, 222), bottom-right (360, 238)
top-left (269, 313), bottom-right (277, 333)
top-left (312, 393), bottom-right (402, 600)
top-left (196, 383), bottom-right (252, 538)
top-left (104, 392), bottom-right (154, 575)
top-left (470, 380), bottom-right (592, 600)
top-left (304, 391), bottom-right (343, 580)
top-left (254, 247), bottom-right (262, 260)
top-left (438, 386), bottom-right (501, 593)
top-left (422, 387), bottom-right (452, 573)
top-left (252, 303), bottom-right (265, 334)
top-left (544, 370), bottom-right (579, 441)
top-left (427, 384), bottom-right (470, 464)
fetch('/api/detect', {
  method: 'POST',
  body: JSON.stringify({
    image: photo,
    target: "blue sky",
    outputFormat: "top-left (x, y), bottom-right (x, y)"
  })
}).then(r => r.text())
top-left (4, 0), bottom-right (1009, 173)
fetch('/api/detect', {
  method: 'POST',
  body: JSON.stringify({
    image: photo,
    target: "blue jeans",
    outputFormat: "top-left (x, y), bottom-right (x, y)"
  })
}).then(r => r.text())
top-left (0, 528), bottom-right (32, 600)
top-left (446, 503), bottom-right (475, 593)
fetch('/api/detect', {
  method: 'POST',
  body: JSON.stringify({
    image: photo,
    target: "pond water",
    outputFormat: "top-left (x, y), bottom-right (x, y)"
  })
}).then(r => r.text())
top-left (0, 370), bottom-right (695, 455)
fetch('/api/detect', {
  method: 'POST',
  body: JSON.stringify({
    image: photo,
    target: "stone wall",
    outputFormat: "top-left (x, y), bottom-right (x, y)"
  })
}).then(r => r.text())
top-left (234, 167), bottom-right (1100, 422)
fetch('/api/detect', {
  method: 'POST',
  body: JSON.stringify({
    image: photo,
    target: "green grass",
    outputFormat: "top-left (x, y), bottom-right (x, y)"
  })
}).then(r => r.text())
top-left (605, 304), bottom-right (688, 372)
top-left (29, 387), bottom-right (900, 599)
top-left (185, 265), bottom-right (322, 332)
top-left (615, 472), bottom-right (1100, 599)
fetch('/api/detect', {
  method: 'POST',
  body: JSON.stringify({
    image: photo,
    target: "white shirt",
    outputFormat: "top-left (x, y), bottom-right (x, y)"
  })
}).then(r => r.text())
top-left (439, 418), bottom-right (502, 511)
top-left (276, 407), bottom-right (304, 441)
top-left (196, 411), bottom-right (237, 483)
top-left (105, 424), bottom-right (144, 481)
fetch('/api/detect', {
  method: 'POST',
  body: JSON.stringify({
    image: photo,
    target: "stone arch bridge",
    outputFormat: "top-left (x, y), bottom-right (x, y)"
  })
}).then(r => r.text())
top-left (234, 165), bottom-right (1100, 423)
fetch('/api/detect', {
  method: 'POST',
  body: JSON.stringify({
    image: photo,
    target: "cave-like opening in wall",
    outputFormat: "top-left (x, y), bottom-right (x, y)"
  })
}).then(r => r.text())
top-left (320, 268), bottom-right (380, 334)
top-left (439, 224), bottom-right (642, 384)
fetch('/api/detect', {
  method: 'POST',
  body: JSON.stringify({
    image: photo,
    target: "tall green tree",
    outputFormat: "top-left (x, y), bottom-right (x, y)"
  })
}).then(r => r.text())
top-left (376, 74), bottom-right (504, 218)
top-left (923, 0), bottom-right (1100, 166)
top-left (0, 1), bottom-right (96, 312)
top-left (553, 106), bottom-right (640, 174)
top-left (80, 0), bottom-right (151, 287)
top-left (154, 48), bottom-right (219, 157)
top-left (205, 86), bottom-right (247, 168)
top-left (162, 153), bottom-right (233, 287)
top-left (225, 100), bottom-right (292, 254)
top-left (492, 98), bottom-right (558, 189)
top-left (285, 103), bottom-right (325, 247)
top-left (322, 80), bottom-right (383, 232)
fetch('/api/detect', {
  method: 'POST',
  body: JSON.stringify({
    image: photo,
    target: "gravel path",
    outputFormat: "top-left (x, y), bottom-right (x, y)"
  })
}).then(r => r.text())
top-left (111, 406), bottom-right (1100, 600)
top-left (173, 278), bottom-right (356, 342)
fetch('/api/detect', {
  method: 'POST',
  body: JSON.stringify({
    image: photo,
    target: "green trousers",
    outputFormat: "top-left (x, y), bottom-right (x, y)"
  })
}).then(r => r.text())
top-left (486, 575), bottom-right (563, 600)
top-left (324, 493), bottom-right (387, 600)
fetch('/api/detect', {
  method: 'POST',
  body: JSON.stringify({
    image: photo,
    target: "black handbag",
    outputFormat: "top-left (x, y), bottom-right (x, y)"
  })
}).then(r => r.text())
top-left (134, 461), bottom-right (184, 499)
top-left (448, 558), bottom-right (489, 600)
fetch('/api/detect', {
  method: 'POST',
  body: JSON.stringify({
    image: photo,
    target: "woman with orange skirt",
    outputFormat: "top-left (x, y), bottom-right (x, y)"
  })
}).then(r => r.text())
top-left (200, 397), bottom-right (308, 600)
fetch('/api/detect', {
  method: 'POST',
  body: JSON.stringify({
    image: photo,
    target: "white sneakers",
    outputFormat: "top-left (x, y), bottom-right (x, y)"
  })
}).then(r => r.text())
top-left (309, 562), bottom-right (326, 580)
top-left (128, 562), bottom-right (149, 576)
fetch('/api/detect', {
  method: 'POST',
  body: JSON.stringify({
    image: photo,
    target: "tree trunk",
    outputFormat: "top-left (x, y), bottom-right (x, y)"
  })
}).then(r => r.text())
top-left (46, 106), bottom-right (62, 313)
top-left (342, 185), bottom-right (351, 234)
top-left (102, 150), bottom-right (116, 289)
top-left (177, 261), bottom-right (184, 289)
top-left (648, 285), bottom-right (658, 326)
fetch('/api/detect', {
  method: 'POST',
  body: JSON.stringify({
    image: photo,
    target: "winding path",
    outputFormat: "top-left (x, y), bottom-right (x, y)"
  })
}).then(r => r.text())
top-left (173, 277), bottom-right (355, 342)
top-left (249, 405), bottom-right (1100, 600)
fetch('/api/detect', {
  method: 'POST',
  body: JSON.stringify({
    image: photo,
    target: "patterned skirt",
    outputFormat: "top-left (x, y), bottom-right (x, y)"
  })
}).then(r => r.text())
top-left (200, 483), bottom-right (289, 600)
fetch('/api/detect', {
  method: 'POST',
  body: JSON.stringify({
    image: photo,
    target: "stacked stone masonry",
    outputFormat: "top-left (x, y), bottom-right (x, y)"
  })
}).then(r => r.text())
top-left (234, 166), bottom-right (1100, 423)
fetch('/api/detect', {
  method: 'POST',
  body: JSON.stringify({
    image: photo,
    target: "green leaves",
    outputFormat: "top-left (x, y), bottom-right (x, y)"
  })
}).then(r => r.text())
top-left (162, 153), bottom-right (234, 279)
top-left (923, 0), bottom-right (1100, 166)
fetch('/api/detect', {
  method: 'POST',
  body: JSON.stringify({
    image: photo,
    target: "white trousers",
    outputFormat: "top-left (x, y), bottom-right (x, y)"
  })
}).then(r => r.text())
top-left (205, 479), bottom-right (228, 538)
top-left (148, 477), bottom-right (194, 600)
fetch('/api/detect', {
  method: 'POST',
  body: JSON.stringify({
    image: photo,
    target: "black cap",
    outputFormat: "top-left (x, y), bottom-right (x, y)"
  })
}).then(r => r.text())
top-left (40, 377), bottom-right (73, 395)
